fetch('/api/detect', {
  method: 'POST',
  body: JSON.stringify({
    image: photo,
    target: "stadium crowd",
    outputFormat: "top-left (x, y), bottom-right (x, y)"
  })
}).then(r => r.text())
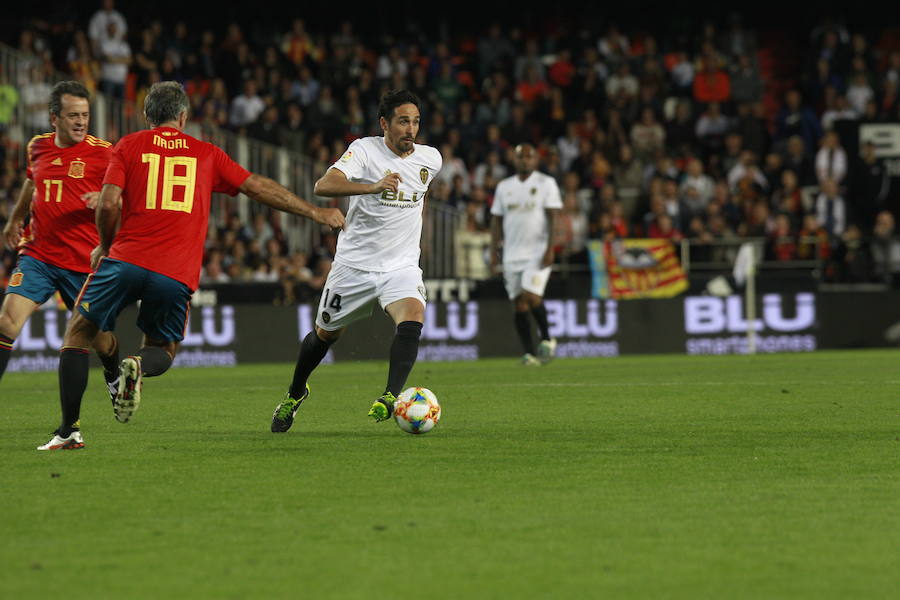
top-left (2, 4), bottom-right (900, 295)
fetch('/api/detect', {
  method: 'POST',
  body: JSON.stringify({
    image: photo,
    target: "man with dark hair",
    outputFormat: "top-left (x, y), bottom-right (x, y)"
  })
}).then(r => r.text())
top-left (0, 81), bottom-right (121, 450)
top-left (489, 143), bottom-right (562, 365)
top-left (270, 89), bottom-right (443, 432)
top-left (51, 81), bottom-right (344, 447)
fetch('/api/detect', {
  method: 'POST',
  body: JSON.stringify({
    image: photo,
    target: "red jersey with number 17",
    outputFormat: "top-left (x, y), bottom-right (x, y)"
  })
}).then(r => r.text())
top-left (23, 132), bottom-right (112, 273)
top-left (103, 126), bottom-right (251, 290)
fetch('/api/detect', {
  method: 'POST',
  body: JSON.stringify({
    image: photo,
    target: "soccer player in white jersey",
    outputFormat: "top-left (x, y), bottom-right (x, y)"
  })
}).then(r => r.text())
top-left (271, 90), bottom-right (442, 431)
top-left (489, 143), bottom-right (563, 366)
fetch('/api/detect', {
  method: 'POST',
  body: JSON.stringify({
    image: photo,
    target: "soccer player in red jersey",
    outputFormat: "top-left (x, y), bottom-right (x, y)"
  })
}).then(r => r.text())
top-left (0, 82), bottom-right (121, 450)
top-left (50, 81), bottom-right (344, 448)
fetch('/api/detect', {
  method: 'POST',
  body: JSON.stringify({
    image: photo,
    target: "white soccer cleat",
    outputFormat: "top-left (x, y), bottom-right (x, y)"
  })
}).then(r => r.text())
top-left (537, 338), bottom-right (557, 364)
top-left (37, 430), bottom-right (85, 450)
top-left (115, 356), bottom-right (143, 423)
top-left (106, 376), bottom-right (120, 407)
top-left (521, 353), bottom-right (541, 366)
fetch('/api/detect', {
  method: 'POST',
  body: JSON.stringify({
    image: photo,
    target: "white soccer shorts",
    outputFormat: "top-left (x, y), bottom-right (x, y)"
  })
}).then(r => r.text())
top-left (502, 260), bottom-right (552, 299)
top-left (314, 262), bottom-right (426, 331)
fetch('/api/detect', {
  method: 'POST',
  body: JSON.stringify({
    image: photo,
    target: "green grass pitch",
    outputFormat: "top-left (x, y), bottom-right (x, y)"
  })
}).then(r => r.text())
top-left (1, 350), bottom-right (898, 599)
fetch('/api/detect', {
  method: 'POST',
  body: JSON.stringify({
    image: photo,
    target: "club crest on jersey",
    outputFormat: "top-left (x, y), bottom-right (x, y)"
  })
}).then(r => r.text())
top-left (530, 187), bottom-right (537, 195)
top-left (10, 272), bottom-right (23, 287)
top-left (68, 160), bottom-right (86, 178)
top-left (420, 168), bottom-right (428, 184)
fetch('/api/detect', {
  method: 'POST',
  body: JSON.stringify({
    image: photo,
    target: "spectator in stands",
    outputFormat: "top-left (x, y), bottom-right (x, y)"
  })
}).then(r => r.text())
top-left (775, 90), bottom-right (821, 152)
top-left (814, 130), bottom-right (848, 186)
top-left (832, 224), bottom-right (871, 283)
top-left (20, 63), bottom-right (52, 134)
top-left (473, 150), bottom-right (507, 190)
top-left (815, 178), bottom-right (847, 238)
top-left (821, 94), bottom-right (857, 131)
top-left (735, 101), bottom-right (769, 158)
top-left (782, 135), bottom-right (817, 187)
top-left (605, 62), bottom-right (639, 102)
top-left (771, 169), bottom-right (807, 230)
top-left (870, 211), bottom-right (900, 287)
top-left (229, 79), bottom-right (266, 129)
top-left (630, 107), bottom-right (666, 164)
top-left (850, 141), bottom-right (889, 231)
top-left (695, 102), bottom-right (731, 158)
top-left (88, 0), bottom-right (127, 57)
top-left (97, 21), bottom-right (130, 100)
top-left (679, 158), bottom-right (715, 218)
top-left (693, 56), bottom-right (731, 104)
top-left (612, 144), bottom-right (642, 218)
top-left (769, 213), bottom-right (797, 261)
top-left (846, 71), bottom-right (875, 116)
top-left (727, 150), bottom-right (767, 193)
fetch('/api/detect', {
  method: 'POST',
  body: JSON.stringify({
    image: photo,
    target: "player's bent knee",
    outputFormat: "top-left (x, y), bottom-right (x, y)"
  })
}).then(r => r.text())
top-left (63, 312), bottom-right (100, 348)
top-left (315, 325), bottom-right (343, 343)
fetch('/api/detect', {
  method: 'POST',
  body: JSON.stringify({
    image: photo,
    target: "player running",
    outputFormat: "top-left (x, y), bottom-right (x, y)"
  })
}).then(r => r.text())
top-left (49, 81), bottom-right (344, 449)
top-left (489, 143), bottom-right (562, 366)
top-left (0, 81), bottom-right (121, 450)
top-left (270, 89), bottom-right (442, 432)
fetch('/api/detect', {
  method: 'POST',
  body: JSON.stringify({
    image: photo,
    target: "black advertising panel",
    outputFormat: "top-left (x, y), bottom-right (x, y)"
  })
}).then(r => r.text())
top-left (3, 292), bottom-right (898, 373)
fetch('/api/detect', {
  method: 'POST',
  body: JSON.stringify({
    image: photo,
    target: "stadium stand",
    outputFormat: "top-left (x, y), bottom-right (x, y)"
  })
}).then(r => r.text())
top-left (2, 9), bottom-right (900, 297)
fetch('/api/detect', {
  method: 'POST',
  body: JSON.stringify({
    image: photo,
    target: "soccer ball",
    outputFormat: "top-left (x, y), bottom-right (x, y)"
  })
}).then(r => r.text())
top-left (393, 387), bottom-right (441, 434)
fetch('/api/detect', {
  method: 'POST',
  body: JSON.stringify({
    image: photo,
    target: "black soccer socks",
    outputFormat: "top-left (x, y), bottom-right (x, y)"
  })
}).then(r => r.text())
top-left (514, 310), bottom-right (535, 355)
top-left (531, 303), bottom-right (551, 341)
top-left (386, 321), bottom-right (423, 396)
top-left (289, 331), bottom-right (333, 399)
top-left (0, 333), bottom-right (13, 380)
top-left (138, 346), bottom-right (173, 377)
top-left (58, 347), bottom-right (90, 434)
top-left (97, 335), bottom-right (120, 383)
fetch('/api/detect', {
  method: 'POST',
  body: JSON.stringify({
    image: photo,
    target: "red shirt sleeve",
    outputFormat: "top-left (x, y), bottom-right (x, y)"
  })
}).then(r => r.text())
top-left (103, 139), bottom-right (128, 188)
top-left (25, 136), bottom-right (40, 181)
top-left (212, 146), bottom-right (251, 196)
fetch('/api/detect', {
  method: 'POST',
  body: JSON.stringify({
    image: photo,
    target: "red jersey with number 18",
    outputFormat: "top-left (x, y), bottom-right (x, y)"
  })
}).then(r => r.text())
top-left (103, 126), bottom-right (250, 290)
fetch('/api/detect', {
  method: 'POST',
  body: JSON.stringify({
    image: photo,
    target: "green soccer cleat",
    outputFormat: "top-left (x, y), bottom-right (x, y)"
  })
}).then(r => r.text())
top-left (368, 392), bottom-right (397, 422)
top-left (271, 384), bottom-right (309, 433)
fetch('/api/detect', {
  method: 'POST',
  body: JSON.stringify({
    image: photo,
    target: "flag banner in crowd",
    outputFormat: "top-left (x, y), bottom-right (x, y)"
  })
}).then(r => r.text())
top-left (589, 239), bottom-right (688, 299)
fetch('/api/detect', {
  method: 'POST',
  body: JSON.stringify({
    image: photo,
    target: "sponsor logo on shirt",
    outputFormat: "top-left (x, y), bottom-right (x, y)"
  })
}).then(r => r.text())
top-left (68, 160), bottom-right (85, 178)
top-left (51, 157), bottom-right (63, 166)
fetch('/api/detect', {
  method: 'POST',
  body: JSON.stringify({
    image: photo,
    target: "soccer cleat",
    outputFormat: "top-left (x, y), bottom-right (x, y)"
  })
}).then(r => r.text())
top-left (537, 338), bottom-right (558, 365)
top-left (271, 384), bottom-right (310, 433)
top-left (521, 353), bottom-right (541, 366)
top-left (37, 430), bottom-right (85, 450)
top-left (106, 374), bottom-right (120, 408)
top-left (114, 356), bottom-right (143, 423)
top-left (368, 392), bottom-right (397, 422)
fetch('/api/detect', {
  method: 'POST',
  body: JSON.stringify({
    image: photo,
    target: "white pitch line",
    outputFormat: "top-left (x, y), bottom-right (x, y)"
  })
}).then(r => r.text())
top-left (483, 381), bottom-right (896, 388)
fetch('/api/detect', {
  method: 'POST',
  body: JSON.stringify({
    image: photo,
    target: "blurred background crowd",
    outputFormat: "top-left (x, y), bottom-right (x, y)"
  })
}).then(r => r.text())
top-left (1, 2), bottom-right (900, 300)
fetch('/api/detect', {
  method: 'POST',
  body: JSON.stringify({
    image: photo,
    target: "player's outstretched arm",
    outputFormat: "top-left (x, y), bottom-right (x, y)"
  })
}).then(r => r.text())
top-left (240, 173), bottom-right (344, 229)
top-left (313, 167), bottom-right (401, 198)
top-left (2, 179), bottom-right (35, 250)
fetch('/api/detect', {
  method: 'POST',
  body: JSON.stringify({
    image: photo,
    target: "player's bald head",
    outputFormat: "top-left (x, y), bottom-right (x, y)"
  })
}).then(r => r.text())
top-left (513, 143), bottom-right (538, 176)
